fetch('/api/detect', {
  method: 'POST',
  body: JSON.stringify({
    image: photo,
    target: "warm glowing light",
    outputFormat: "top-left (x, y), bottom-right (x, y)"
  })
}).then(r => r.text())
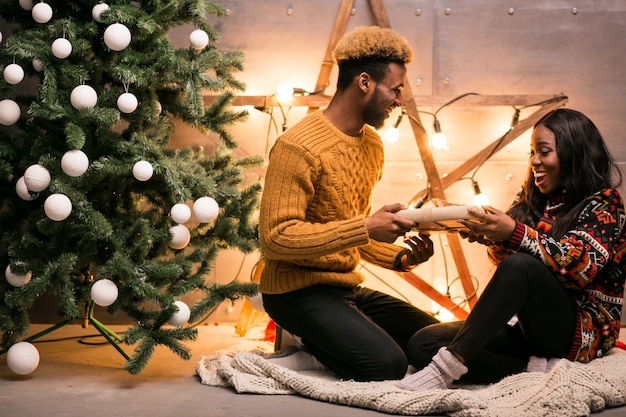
top-left (431, 132), bottom-right (447, 149)
top-left (276, 84), bottom-right (294, 101)
top-left (473, 192), bottom-right (489, 206)
top-left (431, 276), bottom-right (455, 322)
top-left (383, 127), bottom-right (400, 143)
top-left (472, 180), bottom-right (489, 206)
top-left (435, 308), bottom-right (455, 322)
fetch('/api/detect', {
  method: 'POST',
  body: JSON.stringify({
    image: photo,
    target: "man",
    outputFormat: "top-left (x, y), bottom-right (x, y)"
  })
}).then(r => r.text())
top-left (258, 26), bottom-right (438, 382)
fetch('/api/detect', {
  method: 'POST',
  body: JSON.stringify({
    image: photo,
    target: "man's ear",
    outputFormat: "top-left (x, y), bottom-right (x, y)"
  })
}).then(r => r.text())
top-left (358, 73), bottom-right (371, 92)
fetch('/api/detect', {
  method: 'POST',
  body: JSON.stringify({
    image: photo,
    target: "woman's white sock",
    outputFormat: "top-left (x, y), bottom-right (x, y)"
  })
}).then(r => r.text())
top-left (397, 347), bottom-right (468, 391)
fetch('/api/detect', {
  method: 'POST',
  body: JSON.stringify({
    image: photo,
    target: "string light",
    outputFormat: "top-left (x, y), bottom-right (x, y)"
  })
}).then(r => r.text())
top-left (431, 92), bottom-right (480, 149)
top-left (385, 93), bottom-right (479, 149)
top-left (431, 117), bottom-right (447, 149)
top-left (383, 112), bottom-right (404, 143)
top-left (276, 84), bottom-right (294, 101)
top-left (472, 180), bottom-right (489, 206)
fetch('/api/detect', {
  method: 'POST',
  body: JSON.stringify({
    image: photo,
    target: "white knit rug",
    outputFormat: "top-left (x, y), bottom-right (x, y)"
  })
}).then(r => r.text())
top-left (195, 343), bottom-right (626, 417)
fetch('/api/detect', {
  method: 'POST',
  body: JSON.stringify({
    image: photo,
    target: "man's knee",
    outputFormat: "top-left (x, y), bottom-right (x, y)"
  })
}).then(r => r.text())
top-left (362, 353), bottom-right (409, 381)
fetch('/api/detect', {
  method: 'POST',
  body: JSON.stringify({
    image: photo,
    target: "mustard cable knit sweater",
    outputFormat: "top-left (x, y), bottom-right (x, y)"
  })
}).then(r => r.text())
top-left (259, 110), bottom-right (405, 294)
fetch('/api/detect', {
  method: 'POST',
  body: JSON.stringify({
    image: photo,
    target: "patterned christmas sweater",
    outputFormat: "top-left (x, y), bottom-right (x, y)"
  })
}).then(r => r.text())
top-left (489, 188), bottom-right (626, 362)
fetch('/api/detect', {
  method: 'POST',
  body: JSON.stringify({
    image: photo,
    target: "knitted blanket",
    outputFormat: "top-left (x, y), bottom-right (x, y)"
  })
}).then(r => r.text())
top-left (195, 343), bottom-right (626, 417)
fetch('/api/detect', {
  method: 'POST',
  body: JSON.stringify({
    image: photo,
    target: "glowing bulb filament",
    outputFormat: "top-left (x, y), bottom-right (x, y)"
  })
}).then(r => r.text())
top-left (276, 84), bottom-right (294, 101)
top-left (383, 127), bottom-right (400, 143)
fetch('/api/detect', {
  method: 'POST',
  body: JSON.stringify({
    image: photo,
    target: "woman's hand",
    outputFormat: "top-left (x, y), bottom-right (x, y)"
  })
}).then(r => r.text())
top-left (458, 205), bottom-right (516, 243)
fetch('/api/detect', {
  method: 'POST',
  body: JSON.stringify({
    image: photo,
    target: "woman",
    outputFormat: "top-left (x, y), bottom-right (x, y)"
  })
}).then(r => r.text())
top-left (398, 108), bottom-right (626, 391)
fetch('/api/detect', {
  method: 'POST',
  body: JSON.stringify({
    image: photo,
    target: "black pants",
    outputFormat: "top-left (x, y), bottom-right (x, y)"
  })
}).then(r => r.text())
top-left (407, 252), bottom-right (577, 383)
top-left (263, 285), bottom-right (439, 381)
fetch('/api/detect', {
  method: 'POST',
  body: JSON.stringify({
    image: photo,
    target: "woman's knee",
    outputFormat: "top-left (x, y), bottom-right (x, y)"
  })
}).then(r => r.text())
top-left (490, 253), bottom-right (553, 291)
top-left (498, 252), bottom-right (545, 275)
top-left (406, 322), bottom-right (462, 369)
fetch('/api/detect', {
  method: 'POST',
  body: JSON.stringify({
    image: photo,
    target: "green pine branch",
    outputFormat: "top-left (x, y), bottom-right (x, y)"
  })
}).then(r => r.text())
top-left (0, 0), bottom-right (263, 374)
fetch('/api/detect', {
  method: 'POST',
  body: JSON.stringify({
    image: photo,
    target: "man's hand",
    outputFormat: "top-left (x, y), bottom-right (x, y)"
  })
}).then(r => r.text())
top-left (365, 203), bottom-right (417, 243)
top-left (459, 229), bottom-right (495, 246)
top-left (401, 233), bottom-right (434, 268)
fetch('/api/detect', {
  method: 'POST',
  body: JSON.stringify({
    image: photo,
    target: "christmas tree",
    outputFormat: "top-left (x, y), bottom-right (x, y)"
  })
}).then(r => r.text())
top-left (0, 0), bottom-right (262, 375)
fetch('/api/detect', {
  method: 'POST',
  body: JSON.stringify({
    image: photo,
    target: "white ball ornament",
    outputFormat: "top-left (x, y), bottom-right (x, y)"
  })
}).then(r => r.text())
top-left (0, 99), bottom-right (21, 125)
top-left (92, 3), bottom-right (109, 23)
top-left (19, 0), bottom-right (34, 11)
top-left (168, 224), bottom-right (191, 250)
top-left (51, 38), bottom-right (72, 59)
top-left (44, 193), bottom-right (72, 221)
top-left (32, 59), bottom-right (43, 72)
top-left (117, 92), bottom-right (138, 113)
top-left (61, 149), bottom-right (89, 177)
top-left (91, 279), bottom-right (118, 307)
top-left (189, 29), bottom-right (209, 50)
top-left (32, 2), bottom-right (53, 24)
top-left (16, 176), bottom-right (35, 200)
top-left (5, 265), bottom-right (32, 287)
top-left (132, 160), bottom-right (153, 181)
top-left (23, 164), bottom-right (51, 192)
top-left (4, 63), bottom-right (24, 85)
top-left (168, 300), bottom-right (191, 326)
top-left (70, 85), bottom-right (98, 110)
top-left (170, 203), bottom-right (191, 224)
top-left (193, 196), bottom-right (219, 223)
top-left (104, 23), bottom-right (131, 51)
top-left (6, 342), bottom-right (40, 375)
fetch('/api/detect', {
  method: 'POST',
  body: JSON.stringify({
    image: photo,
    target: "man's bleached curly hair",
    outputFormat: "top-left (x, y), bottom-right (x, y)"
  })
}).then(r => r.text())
top-left (332, 26), bottom-right (413, 91)
top-left (332, 26), bottom-right (413, 65)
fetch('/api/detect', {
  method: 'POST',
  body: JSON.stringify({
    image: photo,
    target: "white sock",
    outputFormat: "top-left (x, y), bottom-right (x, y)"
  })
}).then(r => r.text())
top-left (527, 356), bottom-right (562, 373)
top-left (267, 350), bottom-right (327, 371)
top-left (397, 347), bottom-right (468, 391)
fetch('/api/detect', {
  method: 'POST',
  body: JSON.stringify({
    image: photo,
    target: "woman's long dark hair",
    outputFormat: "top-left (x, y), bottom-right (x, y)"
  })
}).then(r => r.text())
top-left (507, 108), bottom-right (622, 238)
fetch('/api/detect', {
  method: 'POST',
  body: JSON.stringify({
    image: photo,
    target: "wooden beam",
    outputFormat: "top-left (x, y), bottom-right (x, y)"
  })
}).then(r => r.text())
top-left (440, 97), bottom-right (568, 187)
top-left (407, 96), bottom-right (568, 205)
top-left (369, 0), bottom-right (478, 308)
top-left (369, 0), bottom-right (391, 28)
top-left (203, 94), bottom-right (564, 110)
top-left (399, 271), bottom-right (469, 320)
top-left (308, 0), bottom-right (355, 110)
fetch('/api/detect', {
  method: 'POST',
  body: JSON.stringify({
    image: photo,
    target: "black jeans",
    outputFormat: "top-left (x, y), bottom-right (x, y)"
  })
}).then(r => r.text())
top-left (407, 253), bottom-right (577, 383)
top-left (263, 285), bottom-right (439, 381)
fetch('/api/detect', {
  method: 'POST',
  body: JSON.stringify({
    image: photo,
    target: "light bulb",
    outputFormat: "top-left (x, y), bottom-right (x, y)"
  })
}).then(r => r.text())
top-left (473, 192), bottom-right (489, 206)
top-left (472, 181), bottom-right (489, 206)
top-left (431, 118), bottom-right (447, 149)
top-left (383, 112), bottom-right (403, 143)
top-left (383, 127), bottom-right (399, 143)
top-left (435, 308), bottom-right (455, 322)
top-left (431, 132), bottom-right (447, 149)
top-left (276, 84), bottom-right (294, 101)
